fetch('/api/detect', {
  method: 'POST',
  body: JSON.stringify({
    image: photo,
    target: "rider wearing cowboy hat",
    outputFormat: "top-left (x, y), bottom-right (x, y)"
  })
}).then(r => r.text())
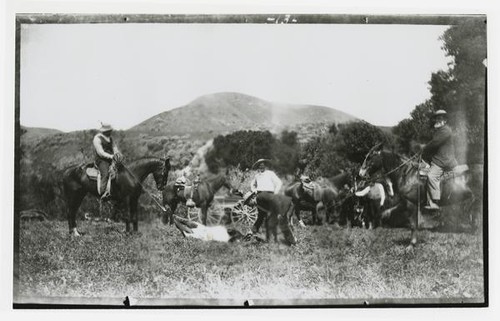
top-left (249, 159), bottom-right (283, 234)
top-left (93, 123), bottom-right (121, 200)
top-left (422, 110), bottom-right (458, 210)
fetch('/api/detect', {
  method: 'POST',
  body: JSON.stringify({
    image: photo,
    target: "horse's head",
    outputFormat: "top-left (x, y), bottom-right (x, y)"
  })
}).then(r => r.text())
top-left (359, 144), bottom-right (384, 179)
top-left (153, 157), bottom-right (171, 190)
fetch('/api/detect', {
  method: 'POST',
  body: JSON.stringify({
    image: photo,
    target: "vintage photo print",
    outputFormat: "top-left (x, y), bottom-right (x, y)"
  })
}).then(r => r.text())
top-left (13, 13), bottom-right (487, 308)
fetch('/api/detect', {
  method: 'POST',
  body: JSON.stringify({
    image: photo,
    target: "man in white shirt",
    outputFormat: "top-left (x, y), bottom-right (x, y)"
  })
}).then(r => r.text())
top-left (250, 159), bottom-right (282, 234)
top-left (93, 123), bottom-right (121, 200)
top-left (250, 159), bottom-right (282, 194)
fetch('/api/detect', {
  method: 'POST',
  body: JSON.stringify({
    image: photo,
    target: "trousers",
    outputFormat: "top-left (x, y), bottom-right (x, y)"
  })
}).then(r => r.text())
top-left (96, 158), bottom-right (112, 195)
top-left (427, 162), bottom-right (444, 201)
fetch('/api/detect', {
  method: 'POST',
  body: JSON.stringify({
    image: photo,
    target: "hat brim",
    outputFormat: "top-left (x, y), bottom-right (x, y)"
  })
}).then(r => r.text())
top-left (252, 159), bottom-right (271, 169)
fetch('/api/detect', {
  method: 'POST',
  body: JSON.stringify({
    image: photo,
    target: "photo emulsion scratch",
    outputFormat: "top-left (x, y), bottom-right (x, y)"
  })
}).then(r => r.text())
top-left (13, 14), bottom-right (487, 307)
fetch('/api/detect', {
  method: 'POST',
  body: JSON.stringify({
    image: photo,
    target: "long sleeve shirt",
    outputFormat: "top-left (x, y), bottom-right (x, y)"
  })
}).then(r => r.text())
top-left (250, 170), bottom-right (282, 194)
top-left (422, 125), bottom-right (457, 169)
top-left (93, 133), bottom-right (119, 161)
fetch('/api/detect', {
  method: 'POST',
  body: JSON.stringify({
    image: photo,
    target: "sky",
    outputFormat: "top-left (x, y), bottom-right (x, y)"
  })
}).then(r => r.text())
top-left (20, 22), bottom-right (451, 132)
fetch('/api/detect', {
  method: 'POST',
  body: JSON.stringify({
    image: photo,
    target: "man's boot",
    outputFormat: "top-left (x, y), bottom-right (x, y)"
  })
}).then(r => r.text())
top-left (424, 199), bottom-right (440, 211)
top-left (101, 178), bottom-right (112, 201)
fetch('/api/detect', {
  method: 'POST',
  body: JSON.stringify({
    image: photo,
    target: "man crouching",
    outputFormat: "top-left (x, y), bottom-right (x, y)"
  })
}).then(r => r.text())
top-left (249, 192), bottom-right (297, 246)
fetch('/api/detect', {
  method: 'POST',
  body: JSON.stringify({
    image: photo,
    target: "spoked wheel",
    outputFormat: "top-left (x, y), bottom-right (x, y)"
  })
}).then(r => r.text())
top-left (186, 204), bottom-right (227, 226)
top-left (230, 202), bottom-right (258, 228)
top-left (186, 206), bottom-right (200, 223)
top-left (206, 202), bottom-right (227, 226)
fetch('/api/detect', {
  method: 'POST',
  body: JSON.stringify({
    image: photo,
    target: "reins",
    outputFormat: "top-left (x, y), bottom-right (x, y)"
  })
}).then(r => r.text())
top-left (383, 152), bottom-right (422, 177)
top-left (121, 162), bottom-right (168, 212)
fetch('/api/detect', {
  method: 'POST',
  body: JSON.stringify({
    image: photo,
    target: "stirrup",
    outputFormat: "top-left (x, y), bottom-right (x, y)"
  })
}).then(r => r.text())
top-left (424, 203), bottom-right (440, 211)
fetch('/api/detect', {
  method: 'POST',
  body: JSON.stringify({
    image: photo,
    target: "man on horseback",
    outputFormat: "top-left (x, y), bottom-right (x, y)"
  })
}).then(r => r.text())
top-left (422, 110), bottom-right (458, 210)
top-left (93, 123), bottom-right (122, 200)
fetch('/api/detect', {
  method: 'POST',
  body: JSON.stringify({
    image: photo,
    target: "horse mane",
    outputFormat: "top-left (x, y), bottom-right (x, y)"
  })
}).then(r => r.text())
top-left (381, 150), bottom-right (418, 183)
top-left (128, 157), bottom-right (164, 167)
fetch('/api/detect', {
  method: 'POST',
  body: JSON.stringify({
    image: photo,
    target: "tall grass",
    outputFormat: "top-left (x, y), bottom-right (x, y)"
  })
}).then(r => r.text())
top-left (17, 220), bottom-right (484, 304)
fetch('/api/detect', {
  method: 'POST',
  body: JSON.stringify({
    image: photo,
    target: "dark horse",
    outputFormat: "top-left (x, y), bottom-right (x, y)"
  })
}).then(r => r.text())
top-left (250, 192), bottom-right (297, 245)
top-left (284, 180), bottom-right (334, 225)
top-left (63, 157), bottom-right (171, 236)
top-left (359, 146), bottom-right (474, 248)
top-left (284, 172), bottom-right (353, 225)
top-left (162, 173), bottom-right (240, 226)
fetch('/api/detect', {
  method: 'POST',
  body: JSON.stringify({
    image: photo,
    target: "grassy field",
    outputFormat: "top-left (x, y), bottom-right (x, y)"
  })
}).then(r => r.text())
top-left (15, 219), bottom-right (484, 306)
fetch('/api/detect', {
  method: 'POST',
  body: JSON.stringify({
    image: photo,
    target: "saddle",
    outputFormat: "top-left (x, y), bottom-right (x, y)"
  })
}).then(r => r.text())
top-left (85, 164), bottom-right (99, 180)
top-left (84, 163), bottom-right (118, 196)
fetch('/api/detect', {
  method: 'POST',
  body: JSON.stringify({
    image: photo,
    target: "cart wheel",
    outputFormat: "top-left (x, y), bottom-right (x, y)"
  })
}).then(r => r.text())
top-left (206, 202), bottom-right (226, 226)
top-left (231, 202), bottom-right (258, 227)
top-left (186, 207), bottom-right (201, 222)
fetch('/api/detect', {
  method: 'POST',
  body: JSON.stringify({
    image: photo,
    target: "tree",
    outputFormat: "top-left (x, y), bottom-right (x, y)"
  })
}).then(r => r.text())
top-left (299, 121), bottom-right (389, 178)
top-left (336, 121), bottom-right (390, 163)
top-left (430, 17), bottom-right (486, 164)
top-left (393, 100), bottom-right (434, 154)
top-left (392, 18), bottom-right (486, 164)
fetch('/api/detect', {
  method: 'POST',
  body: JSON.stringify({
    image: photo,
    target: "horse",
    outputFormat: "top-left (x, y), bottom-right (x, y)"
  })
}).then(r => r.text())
top-left (358, 146), bottom-right (475, 248)
top-left (354, 182), bottom-right (386, 229)
top-left (62, 157), bottom-right (171, 236)
top-left (250, 192), bottom-right (297, 245)
top-left (162, 172), bottom-right (240, 226)
top-left (284, 180), bottom-right (335, 226)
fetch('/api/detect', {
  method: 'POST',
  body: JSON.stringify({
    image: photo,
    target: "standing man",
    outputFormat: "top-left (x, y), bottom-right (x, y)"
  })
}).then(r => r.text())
top-left (249, 159), bottom-right (282, 234)
top-left (93, 123), bottom-right (121, 200)
top-left (422, 110), bottom-right (458, 210)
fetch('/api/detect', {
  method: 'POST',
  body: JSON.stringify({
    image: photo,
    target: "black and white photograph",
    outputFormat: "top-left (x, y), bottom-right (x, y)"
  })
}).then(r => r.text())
top-left (5, 2), bottom-right (493, 312)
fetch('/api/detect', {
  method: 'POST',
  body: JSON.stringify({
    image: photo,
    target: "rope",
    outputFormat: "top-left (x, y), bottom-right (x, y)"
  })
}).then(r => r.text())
top-left (383, 152), bottom-right (422, 177)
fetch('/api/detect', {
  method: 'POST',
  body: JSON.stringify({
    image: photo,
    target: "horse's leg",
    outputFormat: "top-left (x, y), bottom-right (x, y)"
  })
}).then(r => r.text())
top-left (316, 202), bottom-right (325, 226)
top-left (67, 190), bottom-right (85, 236)
top-left (169, 202), bottom-right (177, 225)
top-left (265, 214), bottom-right (271, 243)
top-left (130, 196), bottom-right (139, 232)
top-left (124, 196), bottom-right (131, 233)
top-left (294, 203), bottom-right (305, 227)
top-left (375, 200), bottom-right (382, 228)
top-left (406, 200), bottom-right (418, 248)
top-left (367, 200), bottom-right (375, 230)
top-left (311, 204), bottom-right (317, 225)
top-left (201, 204), bottom-right (208, 226)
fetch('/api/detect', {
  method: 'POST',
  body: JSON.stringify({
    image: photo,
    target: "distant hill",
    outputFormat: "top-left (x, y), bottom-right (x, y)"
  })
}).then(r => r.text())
top-left (130, 92), bottom-right (358, 136)
top-left (21, 126), bottom-right (62, 141)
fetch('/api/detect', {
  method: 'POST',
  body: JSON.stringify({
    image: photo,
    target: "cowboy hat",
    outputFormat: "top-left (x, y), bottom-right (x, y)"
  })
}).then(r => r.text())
top-left (432, 110), bottom-right (448, 118)
top-left (99, 123), bottom-right (113, 132)
top-left (251, 158), bottom-right (271, 169)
